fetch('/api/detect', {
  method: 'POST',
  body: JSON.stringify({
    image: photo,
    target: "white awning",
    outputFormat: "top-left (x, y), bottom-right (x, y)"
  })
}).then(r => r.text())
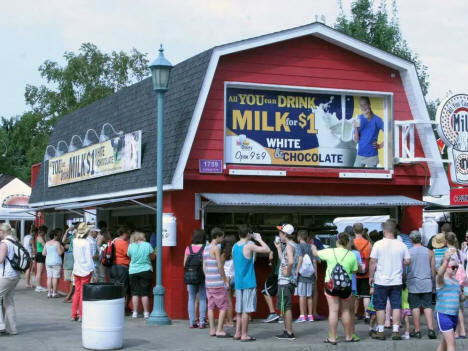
top-left (201, 193), bottom-right (425, 207)
top-left (0, 208), bottom-right (35, 220)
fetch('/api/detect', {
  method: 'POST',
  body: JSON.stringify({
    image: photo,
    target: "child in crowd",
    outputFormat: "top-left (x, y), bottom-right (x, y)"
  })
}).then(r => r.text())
top-left (366, 288), bottom-right (377, 336)
top-left (401, 283), bottom-right (411, 340)
top-left (435, 249), bottom-right (463, 351)
top-left (349, 241), bottom-right (363, 341)
top-left (222, 235), bottom-right (236, 328)
top-left (295, 230), bottom-right (316, 323)
top-left (203, 228), bottom-right (231, 338)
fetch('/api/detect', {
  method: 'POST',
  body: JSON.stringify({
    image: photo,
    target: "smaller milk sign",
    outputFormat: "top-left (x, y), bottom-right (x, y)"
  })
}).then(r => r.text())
top-left (437, 94), bottom-right (468, 184)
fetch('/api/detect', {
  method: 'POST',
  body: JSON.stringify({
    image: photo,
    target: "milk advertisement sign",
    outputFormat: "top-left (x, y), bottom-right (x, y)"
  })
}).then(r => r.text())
top-left (437, 94), bottom-right (468, 184)
top-left (48, 130), bottom-right (141, 187)
top-left (225, 86), bottom-right (388, 169)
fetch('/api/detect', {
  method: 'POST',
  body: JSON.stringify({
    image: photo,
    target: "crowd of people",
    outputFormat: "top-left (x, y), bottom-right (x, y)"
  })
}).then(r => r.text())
top-left (1, 217), bottom-right (468, 350)
top-left (0, 221), bottom-right (156, 335)
top-left (183, 220), bottom-right (468, 350)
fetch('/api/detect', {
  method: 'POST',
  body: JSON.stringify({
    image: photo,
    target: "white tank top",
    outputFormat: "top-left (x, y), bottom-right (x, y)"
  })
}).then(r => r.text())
top-left (1, 236), bottom-right (21, 279)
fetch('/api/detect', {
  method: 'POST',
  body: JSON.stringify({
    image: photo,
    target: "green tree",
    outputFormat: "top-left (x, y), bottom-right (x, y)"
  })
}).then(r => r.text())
top-left (25, 42), bottom-right (149, 119)
top-left (0, 43), bottom-right (149, 182)
top-left (335, 0), bottom-right (429, 96)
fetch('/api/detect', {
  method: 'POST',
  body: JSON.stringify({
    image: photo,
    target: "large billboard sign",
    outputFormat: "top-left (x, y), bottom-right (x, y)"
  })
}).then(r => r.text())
top-left (437, 94), bottom-right (468, 185)
top-left (48, 130), bottom-right (141, 187)
top-left (225, 85), bottom-right (390, 169)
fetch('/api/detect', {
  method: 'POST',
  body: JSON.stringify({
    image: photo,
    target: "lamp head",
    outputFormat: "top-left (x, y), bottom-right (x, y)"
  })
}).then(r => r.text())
top-left (149, 45), bottom-right (173, 92)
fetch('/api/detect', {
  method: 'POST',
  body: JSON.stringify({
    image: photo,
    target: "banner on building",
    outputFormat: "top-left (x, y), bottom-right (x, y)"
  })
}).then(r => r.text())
top-left (224, 85), bottom-right (390, 169)
top-left (48, 130), bottom-right (141, 187)
top-left (437, 94), bottom-right (468, 185)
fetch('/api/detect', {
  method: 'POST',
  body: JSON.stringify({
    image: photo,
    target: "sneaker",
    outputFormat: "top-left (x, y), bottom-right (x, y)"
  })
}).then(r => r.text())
top-left (392, 331), bottom-right (402, 340)
top-left (410, 330), bottom-right (421, 338)
top-left (313, 314), bottom-right (326, 321)
top-left (263, 313), bottom-right (279, 323)
top-left (143, 312), bottom-right (150, 319)
top-left (132, 311), bottom-right (138, 319)
top-left (371, 330), bottom-right (386, 340)
top-left (295, 315), bottom-right (307, 323)
top-left (402, 332), bottom-right (410, 340)
top-left (307, 314), bottom-right (314, 322)
top-left (352, 333), bottom-right (360, 342)
top-left (428, 329), bottom-right (436, 339)
top-left (35, 286), bottom-right (47, 292)
top-left (275, 330), bottom-right (296, 340)
top-left (278, 316), bottom-right (284, 323)
top-left (368, 329), bottom-right (376, 336)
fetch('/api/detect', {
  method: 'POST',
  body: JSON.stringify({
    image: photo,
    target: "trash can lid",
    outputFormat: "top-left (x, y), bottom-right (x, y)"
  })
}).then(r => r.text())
top-left (83, 283), bottom-right (125, 301)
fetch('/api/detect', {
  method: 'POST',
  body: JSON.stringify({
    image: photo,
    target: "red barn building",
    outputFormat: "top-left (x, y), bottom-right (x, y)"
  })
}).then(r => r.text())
top-left (30, 23), bottom-right (448, 319)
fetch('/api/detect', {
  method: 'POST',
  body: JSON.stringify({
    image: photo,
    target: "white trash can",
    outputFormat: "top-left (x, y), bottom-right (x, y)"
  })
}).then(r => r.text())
top-left (82, 283), bottom-right (125, 350)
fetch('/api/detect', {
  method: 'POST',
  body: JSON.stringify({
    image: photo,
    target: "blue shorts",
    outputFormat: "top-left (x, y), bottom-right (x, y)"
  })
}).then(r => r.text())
top-left (436, 312), bottom-right (458, 333)
top-left (373, 284), bottom-right (402, 311)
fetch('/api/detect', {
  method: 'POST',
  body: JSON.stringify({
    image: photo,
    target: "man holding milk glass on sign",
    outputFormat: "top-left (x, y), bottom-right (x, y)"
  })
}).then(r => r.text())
top-left (353, 96), bottom-right (384, 168)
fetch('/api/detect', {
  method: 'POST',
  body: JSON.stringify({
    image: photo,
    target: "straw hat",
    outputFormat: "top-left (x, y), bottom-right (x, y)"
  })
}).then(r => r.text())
top-left (431, 233), bottom-right (446, 249)
top-left (75, 222), bottom-right (91, 238)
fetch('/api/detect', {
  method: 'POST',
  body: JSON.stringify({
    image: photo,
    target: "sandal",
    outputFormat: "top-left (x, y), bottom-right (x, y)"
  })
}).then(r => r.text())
top-left (240, 337), bottom-right (256, 342)
top-left (216, 333), bottom-right (233, 338)
top-left (324, 337), bottom-right (337, 345)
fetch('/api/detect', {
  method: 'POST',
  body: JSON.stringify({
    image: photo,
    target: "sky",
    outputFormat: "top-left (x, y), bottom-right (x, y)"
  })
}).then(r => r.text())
top-left (0, 0), bottom-right (467, 119)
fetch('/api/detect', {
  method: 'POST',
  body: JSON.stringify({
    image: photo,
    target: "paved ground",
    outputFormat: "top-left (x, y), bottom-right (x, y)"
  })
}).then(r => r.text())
top-left (2, 281), bottom-right (468, 350)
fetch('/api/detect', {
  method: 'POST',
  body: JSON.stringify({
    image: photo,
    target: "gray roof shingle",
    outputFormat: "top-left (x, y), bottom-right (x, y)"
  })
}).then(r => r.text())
top-left (30, 49), bottom-right (213, 206)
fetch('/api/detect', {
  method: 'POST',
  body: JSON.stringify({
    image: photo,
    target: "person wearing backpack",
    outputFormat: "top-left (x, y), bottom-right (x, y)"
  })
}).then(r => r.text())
top-left (275, 224), bottom-right (299, 340)
top-left (311, 232), bottom-right (358, 345)
top-left (368, 219), bottom-right (410, 341)
top-left (0, 223), bottom-right (21, 335)
top-left (183, 229), bottom-right (207, 329)
top-left (294, 230), bottom-right (316, 323)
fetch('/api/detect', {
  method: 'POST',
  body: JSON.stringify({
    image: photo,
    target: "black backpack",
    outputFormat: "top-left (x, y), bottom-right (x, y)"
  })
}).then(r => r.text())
top-left (326, 249), bottom-right (352, 293)
top-left (184, 245), bottom-right (205, 285)
top-left (3, 238), bottom-right (32, 273)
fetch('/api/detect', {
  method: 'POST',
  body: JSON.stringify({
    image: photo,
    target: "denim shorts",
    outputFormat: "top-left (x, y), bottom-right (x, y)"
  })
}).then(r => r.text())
top-left (373, 284), bottom-right (402, 310)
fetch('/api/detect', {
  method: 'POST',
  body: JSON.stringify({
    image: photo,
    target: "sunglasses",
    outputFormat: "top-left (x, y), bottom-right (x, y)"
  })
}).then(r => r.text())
top-left (450, 265), bottom-right (459, 270)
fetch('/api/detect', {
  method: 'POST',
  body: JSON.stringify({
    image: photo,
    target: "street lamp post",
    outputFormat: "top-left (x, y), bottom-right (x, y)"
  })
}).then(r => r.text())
top-left (147, 45), bottom-right (172, 326)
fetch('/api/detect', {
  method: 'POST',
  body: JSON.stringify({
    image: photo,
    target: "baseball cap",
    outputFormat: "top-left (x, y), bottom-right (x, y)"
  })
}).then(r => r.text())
top-left (276, 224), bottom-right (294, 235)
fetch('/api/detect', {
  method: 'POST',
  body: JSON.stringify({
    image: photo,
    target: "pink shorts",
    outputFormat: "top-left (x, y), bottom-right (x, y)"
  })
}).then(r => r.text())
top-left (206, 287), bottom-right (230, 311)
top-left (402, 309), bottom-right (412, 318)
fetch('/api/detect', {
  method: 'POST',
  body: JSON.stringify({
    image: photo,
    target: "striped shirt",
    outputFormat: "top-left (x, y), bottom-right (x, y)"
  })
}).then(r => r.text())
top-left (434, 248), bottom-right (448, 272)
top-left (435, 277), bottom-right (460, 316)
top-left (397, 233), bottom-right (413, 250)
top-left (203, 244), bottom-right (224, 288)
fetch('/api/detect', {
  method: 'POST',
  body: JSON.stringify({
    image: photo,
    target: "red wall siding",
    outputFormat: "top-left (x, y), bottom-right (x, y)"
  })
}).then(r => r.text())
top-left (186, 35), bottom-right (427, 177)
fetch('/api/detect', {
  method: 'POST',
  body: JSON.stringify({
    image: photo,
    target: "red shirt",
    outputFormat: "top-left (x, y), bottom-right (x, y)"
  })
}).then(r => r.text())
top-left (114, 238), bottom-right (130, 266)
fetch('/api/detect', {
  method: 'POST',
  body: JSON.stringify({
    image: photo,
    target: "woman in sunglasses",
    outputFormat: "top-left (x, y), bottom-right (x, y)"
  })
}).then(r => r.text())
top-left (445, 232), bottom-right (466, 339)
top-left (435, 249), bottom-right (465, 351)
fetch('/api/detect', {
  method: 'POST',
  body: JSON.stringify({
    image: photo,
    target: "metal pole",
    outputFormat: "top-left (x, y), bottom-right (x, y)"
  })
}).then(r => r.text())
top-left (147, 91), bottom-right (171, 325)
